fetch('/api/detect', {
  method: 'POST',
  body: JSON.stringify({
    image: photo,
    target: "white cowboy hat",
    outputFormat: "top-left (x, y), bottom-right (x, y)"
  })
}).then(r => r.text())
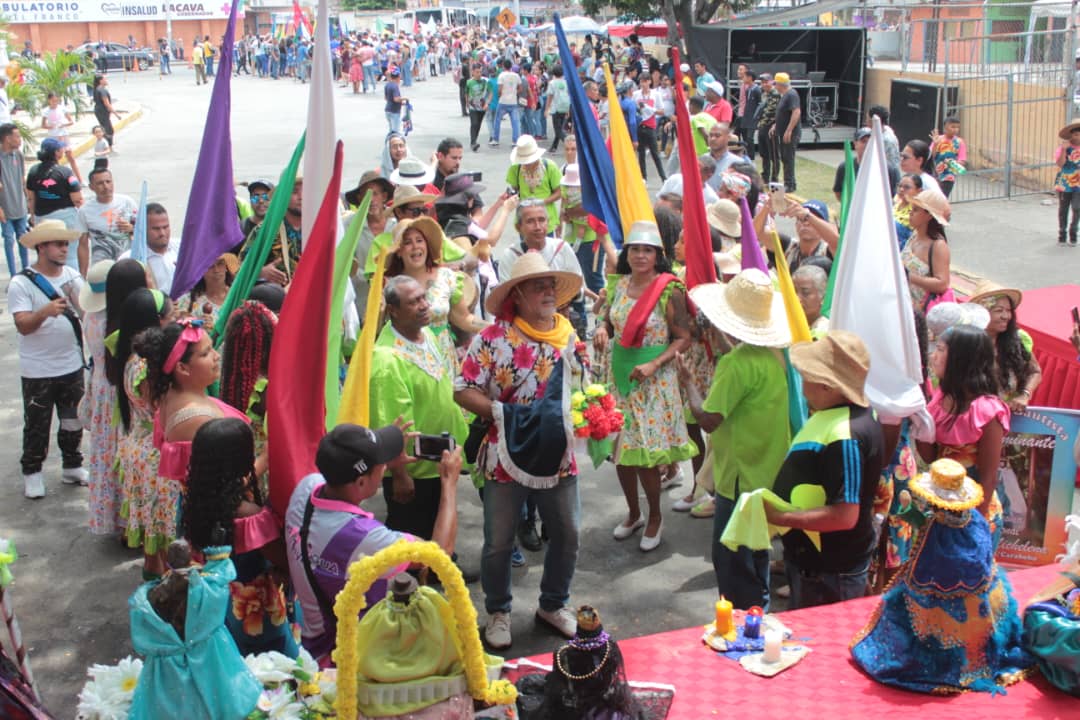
top-left (689, 269), bottom-right (791, 348)
top-left (484, 251), bottom-right (582, 315)
top-left (561, 163), bottom-right (581, 187)
top-left (510, 135), bottom-right (545, 165)
top-left (19, 219), bottom-right (80, 249)
top-left (625, 220), bottom-right (663, 250)
top-left (79, 259), bottom-right (115, 314)
top-left (390, 156), bottom-right (436, 187)
top-left (707, 200), bottom-right (742, 238)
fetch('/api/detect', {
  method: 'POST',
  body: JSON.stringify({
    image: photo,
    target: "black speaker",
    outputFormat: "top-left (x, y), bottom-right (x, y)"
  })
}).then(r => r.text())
top-left (889, 79), bottom-right (958, 150)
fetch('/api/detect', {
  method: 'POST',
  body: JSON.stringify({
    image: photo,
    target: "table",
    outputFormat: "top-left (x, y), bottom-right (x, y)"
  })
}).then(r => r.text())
top-left (1016, 285), bottom-right (1080, 411)
top-left (510, 564), bottom-right (1074, 719)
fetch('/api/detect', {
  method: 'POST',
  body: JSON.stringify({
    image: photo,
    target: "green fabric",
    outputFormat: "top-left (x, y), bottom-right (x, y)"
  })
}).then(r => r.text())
top-left (691, 112), bottom-right (718, 156)
top-left (368, 325), bottom-right (468, 479)
top-left (327, 192), bottom-right (371, 429)
top-left (703, 344), bottom-right (790, 500)
top-left (720, 487), bottom-right (825, 553)
top-left (610, 343), bottom-right (667, 396)
top-left (616, 440), bottom-right (698, 468)
top-left (822, 140), bottom-right (853, 318)
top-left (586, 437), bottom-right (614, 470)
top-left (506, 159), bottom-right (563, 230)
top-left (213, 134), bottom-right (306, 347)
top-left (364, 228), bottom-right (466, 278)
top-left (1024, 608), bottom-right (1080, 696)
top-left (1019, 328), bottom-right (1034, 355)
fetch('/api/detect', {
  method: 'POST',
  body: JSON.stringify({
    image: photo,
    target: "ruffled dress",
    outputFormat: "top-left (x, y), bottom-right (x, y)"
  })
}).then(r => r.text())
top-left (82, 310), bottom-right (122, 534)
top-left (851, 509), bottom-right (1033, 693)
top-left (928, 391), bottom-right (1007, 548)
top-left (606, 275), bottom-right (698, 468)
top-left (879, 420), bottom-right (921, 569)
top-left (674, 264), bottom-right (718, 426)
top-left (154, 397), bottom-right (248, 484)
top-left (421, 266), bottom-right (464, 372)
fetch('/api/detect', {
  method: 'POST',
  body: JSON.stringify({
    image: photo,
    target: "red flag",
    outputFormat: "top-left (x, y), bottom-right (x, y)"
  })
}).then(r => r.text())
top-left (672, 49), bottom-right (717, 290)
top-left (266, 141), bottom-right (344, 516)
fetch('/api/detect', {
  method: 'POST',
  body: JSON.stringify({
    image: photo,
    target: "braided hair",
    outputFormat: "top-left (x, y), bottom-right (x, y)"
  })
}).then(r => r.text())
top-left (110, 289), bottom-right (171, 431)
top-left (133, 323), bottom-right (191, 406)
top-left (220, 301), bottom-right (277, 414)
top-left (183, 418), bottom-right (258, 549)
top-left (104, 259), bottom-right (149, 386)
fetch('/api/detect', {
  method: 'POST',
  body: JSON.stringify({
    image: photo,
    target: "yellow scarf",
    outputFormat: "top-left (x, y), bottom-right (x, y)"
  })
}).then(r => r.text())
top-left (513, 314), bottom-right (573, 349)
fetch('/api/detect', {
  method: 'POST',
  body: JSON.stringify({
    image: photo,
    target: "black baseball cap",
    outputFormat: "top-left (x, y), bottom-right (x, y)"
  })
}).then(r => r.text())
top-left (249, 178), bottom-right (274, 193)
top-left (316, 424), bottom-right (404, 485)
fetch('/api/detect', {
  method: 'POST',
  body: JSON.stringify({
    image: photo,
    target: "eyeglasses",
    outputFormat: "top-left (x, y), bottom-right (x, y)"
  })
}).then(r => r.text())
top-left (250, 192), bottom-right (270, 202)
top-left (399, 205), bottom-right (425, 217)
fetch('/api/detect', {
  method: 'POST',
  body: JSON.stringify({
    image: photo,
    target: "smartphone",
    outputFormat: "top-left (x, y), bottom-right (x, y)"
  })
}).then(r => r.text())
top-left (505, 186), bottom-right (519, 196)
top-left (1072, 306), bottom-right (1080, 326)
top-left (468, 171), bottom-right (483, 182)
top-left (414, 433), bottom-right (457, 461)
top-left (768, 182), bottom-right (788, 213)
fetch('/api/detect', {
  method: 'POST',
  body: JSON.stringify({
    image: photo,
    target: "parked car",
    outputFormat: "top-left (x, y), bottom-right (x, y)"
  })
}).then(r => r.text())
top-left (74, 42), bottom-right (154, 72)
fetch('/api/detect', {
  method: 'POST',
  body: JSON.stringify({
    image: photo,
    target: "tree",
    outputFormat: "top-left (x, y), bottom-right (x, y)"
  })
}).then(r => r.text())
top-left (580, 0), bottom-right (757, 56)
top-left (339, 0), bottom-right (403, 10)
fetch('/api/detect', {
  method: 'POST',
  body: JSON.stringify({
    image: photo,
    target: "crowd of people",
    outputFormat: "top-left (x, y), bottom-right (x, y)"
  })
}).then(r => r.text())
top-left (6, 22), bottom-right (1070, 678)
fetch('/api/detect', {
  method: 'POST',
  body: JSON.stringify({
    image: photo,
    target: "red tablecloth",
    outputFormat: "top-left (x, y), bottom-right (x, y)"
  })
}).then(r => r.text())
top-left (1016, 285), bottom-right (1080, 411)
top-left (510, 564), bottom-right (1074, 719)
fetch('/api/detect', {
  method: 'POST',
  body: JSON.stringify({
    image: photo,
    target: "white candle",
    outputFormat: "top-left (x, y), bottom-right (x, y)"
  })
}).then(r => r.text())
top-left (763, 629), bottom-right (782, 664)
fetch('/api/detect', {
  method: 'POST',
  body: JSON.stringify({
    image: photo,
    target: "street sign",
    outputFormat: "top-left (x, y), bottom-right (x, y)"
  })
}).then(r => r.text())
top-left (497, 9), bottom-right (517, 30)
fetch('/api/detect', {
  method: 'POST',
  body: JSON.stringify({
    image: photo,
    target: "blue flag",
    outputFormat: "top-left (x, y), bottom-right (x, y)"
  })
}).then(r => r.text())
top-left (129, 180), bottom-right (148, 264)
top-left (171, 0), bottom-right (244, 299)
top-left (553, 14), bottom-right (622, 247)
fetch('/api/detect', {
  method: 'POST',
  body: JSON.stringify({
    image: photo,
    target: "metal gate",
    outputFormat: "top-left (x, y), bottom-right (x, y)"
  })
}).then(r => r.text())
top-left (941, 28), bottom-right (1075, 203)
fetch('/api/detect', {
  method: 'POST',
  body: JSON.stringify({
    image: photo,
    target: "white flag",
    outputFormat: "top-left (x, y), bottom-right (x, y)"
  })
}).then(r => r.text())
top-left (302, 0), bottom-right (337, 248)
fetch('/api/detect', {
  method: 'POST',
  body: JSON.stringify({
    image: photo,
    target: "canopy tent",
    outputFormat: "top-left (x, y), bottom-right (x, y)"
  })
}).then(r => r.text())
top-left (606, 21), bottom-right (670, 38)
top-left (726, 0), bottom-right (861, 28)
top-left (534, 16), bottom-right (604, 34)
top-left (1025, 0), bottom-right (1077, 65)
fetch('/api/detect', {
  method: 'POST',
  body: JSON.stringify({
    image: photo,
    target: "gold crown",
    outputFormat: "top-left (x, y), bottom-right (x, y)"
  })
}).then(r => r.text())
top-left (576, 605), bottom-right (602, 632)
top-left (929, 459), bottom-right (966, 492)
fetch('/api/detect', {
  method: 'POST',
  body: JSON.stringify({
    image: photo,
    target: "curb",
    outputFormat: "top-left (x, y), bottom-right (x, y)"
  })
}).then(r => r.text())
top-left (68, 108), bottom-right (144, 160)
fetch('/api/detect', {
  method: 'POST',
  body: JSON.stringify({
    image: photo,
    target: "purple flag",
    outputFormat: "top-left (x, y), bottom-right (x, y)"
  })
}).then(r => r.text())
top-left (171, 0), bottom-right (243, 300)
top-left (739, 196), bottom-right (769, 273)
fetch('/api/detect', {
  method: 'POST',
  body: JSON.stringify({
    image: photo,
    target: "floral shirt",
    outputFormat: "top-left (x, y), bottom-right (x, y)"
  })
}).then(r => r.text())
top-left (1055, 144), bottom-right (1080, 192)
top-left (931, 135), bottom-right (966, 183)
top-left (455, 321), bottom-right (589, 483)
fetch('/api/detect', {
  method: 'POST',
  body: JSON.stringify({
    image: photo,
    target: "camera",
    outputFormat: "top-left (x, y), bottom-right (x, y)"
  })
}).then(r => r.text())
top-left (413, 432), bottom-right (457, 461)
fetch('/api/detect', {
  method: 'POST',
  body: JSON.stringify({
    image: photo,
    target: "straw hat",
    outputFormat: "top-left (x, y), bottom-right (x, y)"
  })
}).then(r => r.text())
top-left (789, 330), bottom-right (870, 407)
top-left (390, 156), bottom-right (436, 187)
top-left (688, 269), bottom-right (791, 348)
top-left (344, 170), bottom-right (394, 208)
top-left (1058, 119), bottom-right (1080, 140)
top-left (966, 279), bottom-right (1022, 310)
top-left (907, 189), bottom-right (951, 226)
top-left (909, 458), bottom-right (984, 512)
top-left (509, 135), bottom-right (545, 165)
top-left (19, 219), bottom-right (81, 249)
top-left (389, 184), bottom-right (437, 210)
top-left (79, 259), bottom-right (115, 314)
top-left (625, 220), bottom-right (663, 249)
top-left (707, 200), bottom-right (742, 237)
top-left (562, 163), bottom-right (581, 187)
top-left (218, 253), bottom-right (240, 275)
top-left (484, 251), bottom-right (582, 315)
top-left (390, 217), bottom-right (444, 265)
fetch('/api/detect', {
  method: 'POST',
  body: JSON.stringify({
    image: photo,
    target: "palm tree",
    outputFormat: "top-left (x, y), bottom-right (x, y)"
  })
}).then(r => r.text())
top-left (26, 50), bottom-right (95, 117)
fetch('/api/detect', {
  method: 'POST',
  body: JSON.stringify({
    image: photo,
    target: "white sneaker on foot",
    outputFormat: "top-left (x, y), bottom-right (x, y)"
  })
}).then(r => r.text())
top-left (485, 611), bottom-right (512, 649)
top-left (23, 472), bottom-right (45, 499)
top-left (62, 467), bottom-right (89, 486)
top-left (536, 606), bottom-right (576, 638)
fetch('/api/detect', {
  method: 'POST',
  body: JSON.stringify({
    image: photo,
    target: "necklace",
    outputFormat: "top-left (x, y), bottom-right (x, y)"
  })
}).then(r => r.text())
top-left (554, 641), bottom-right (611, 681)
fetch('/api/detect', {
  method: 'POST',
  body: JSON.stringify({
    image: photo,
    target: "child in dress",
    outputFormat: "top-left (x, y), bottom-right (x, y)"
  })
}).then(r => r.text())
top-left (41, 92), bottom-right (81, 182)
top-left (92, 125), bottom-right (110, 161)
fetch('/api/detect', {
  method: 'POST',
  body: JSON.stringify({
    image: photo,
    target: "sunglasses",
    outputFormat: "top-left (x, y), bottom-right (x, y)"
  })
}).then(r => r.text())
top-left (250, 192), bottom-right (270, 202)
top-left (400, 206), bottom-right (425, 217)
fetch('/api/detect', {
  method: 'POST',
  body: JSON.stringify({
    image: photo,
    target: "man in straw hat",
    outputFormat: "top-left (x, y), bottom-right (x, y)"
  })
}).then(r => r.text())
top-left (1054, 118), bottom-right (1080, 246)
top-left (764, 330), bottom-right (885, 609)
top-left (676, 268), bottom-right (791, 609)
top-left (7, 219), bottom-right (89, 499)
top-left (454, 251), bottom-right (588, 650)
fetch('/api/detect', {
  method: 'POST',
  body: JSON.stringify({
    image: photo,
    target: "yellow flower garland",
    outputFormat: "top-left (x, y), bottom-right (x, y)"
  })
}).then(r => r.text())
top-left (332, 540), bottom-right (517, 719)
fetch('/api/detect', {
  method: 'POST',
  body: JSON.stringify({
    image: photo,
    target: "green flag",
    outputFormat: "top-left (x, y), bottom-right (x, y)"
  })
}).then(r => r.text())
top-left (325, 191), bottom-right (371, 429)
top-left (821, 140), bottom-right (855, 318)
top-left (212, 133), bottom-right (306, 347)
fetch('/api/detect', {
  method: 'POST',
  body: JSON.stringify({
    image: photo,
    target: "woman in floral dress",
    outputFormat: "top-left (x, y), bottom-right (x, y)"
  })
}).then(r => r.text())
top-left (594, 221), bottom-right (696, 552)
top-left (80, 260), bottom-right (118, 534)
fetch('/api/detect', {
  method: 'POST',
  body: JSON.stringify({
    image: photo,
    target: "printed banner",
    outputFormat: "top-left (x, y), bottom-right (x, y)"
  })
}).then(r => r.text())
top-left (0, 1), bottom-right (239, 24)
top-left (995, 407), bottom-right (1080, 567)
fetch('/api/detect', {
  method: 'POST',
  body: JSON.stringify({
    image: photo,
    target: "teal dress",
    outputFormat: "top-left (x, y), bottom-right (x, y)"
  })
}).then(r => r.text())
top-left (128, 546), bottom-right (262, 720)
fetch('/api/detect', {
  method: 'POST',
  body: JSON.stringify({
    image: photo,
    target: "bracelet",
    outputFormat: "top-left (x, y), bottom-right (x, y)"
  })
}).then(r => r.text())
top-left (1019, 390), bottom-right (1031, 398)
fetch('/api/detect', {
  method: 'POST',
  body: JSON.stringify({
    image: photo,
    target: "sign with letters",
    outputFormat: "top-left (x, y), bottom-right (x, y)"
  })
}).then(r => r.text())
top-left (0, 1), bottom-right (237, 24)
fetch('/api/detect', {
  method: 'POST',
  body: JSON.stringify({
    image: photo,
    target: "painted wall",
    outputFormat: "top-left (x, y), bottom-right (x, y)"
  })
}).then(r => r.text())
top-left (8, 19), bottom-right (233, 53)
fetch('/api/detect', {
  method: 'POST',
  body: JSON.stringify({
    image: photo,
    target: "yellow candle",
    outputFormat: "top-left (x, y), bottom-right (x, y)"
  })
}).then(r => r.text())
top-left (714, 596), bottom-right (734, 635)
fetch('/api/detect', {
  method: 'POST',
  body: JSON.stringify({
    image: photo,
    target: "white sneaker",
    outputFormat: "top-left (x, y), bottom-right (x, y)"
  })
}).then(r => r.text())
top-left (484, 611), bottom-right (512, 650)
top-left (536, 605), bottom-right (576, 638)
top-left (23, 472), bottom-right (45, 499)
top-left (62, 467), bottom-right (89, 486)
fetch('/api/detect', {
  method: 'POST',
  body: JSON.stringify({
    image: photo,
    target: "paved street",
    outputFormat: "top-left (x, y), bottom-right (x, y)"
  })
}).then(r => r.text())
top-left (0, 66), bottom-right (1075, 715)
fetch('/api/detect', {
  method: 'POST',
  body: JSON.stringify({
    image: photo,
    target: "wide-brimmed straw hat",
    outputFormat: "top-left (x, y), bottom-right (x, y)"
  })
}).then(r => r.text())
top-left (688, 269), bottom-right (791, 348)
top-left (625, 220), bottom-right (663, 249)
top-left (388, 184), bottom-right (437, 210)
top-left (217, 253), bottom-right (240, 275)
top-left (790, 330), bottom-right (870, 407)
top-left (509, 135), bottom-right (545, 165)
top-left (344, 170), bottom-right (394, 208)
top-left (484, 251), bottom-right (582, 315)
top-left (707, 200), bottom-right (742, 237)
top-left (390, 156), bottom-right (436, 187)
top-left (908, 189), bottom-right (951, 226)
top-left (966, 279), bottom-right (1022, 310)
top-left (79, 259), bottom-right (115, 314)
top-left (19, 219), bottom-right (80, 249)
top-left (1059, 119), bottom-right (1080, 140)
top-left (390, 217), bottom-right (444, 265)
top-left (909, 458), bottom-right (984, 512)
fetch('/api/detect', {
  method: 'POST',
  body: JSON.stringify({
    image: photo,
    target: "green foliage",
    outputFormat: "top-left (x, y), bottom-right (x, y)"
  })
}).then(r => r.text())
top-left (24, 50), bottom-right (96, 118)
top-left (339, 0), bottom-right (403, 10)
top-left (4, 77), bottom-right (41, 118)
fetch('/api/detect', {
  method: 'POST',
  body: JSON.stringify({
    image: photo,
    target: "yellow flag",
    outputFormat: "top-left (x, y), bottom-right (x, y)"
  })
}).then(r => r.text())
top-left (770, 230), bottom-right (812, 344)
top-left (602, 64), bottom-right (656, 239)
top-left (338, 247), bottom-right (390, 427)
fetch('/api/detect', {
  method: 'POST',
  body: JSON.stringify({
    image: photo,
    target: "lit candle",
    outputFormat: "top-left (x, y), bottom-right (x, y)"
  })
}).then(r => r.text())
top-left (714, 596), bottom-right (734, 636)
top-left (743, 607), bottom-right (763, 639)
top-left (763, 629), bottom-right (782, 663)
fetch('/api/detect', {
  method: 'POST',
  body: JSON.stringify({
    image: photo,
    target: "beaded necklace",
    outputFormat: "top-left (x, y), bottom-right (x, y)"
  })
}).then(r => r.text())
top-left (554, 640), bottom-right (611, 681)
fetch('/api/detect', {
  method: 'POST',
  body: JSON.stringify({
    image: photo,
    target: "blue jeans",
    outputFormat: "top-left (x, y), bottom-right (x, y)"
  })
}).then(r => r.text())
top-left (386, 111), bottom-right (402, 134)
top-left (205, 55), bottom-right (214, 76)
top-left (402, 61), bottom-right (413, 87)
top-left (786, 556), bottom-right (869, 610)
top-left (481, 476), bottom-right (580, 614)
top-left (574, 240), bottom-right (606, 295)
top-left (522, 107), bottom-right (540, 137)
top-left (362, 64), bottom-right (377, 92)
top-left (712, 488), bottom-right (771, 610)
top-left (2, 215), bottom-right (30, 276)
top-left (493, 104), bottom-right (521, 144)
top-left (486, 104), bottom-right (498, 139)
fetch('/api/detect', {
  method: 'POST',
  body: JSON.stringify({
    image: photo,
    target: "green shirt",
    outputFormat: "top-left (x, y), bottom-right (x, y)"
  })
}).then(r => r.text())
top-left (364, 228), bottom-right (466, 279)
top-left (506, 159), bottom-right (563, 231)
top-left (691, 112), bottom-right (718, 157)
top-left (369, 324), bottom-right (468, 479)
top-left (703, 343), bottom-right (790, 500)
top-left (465, 77), bottom-right (490, 112)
